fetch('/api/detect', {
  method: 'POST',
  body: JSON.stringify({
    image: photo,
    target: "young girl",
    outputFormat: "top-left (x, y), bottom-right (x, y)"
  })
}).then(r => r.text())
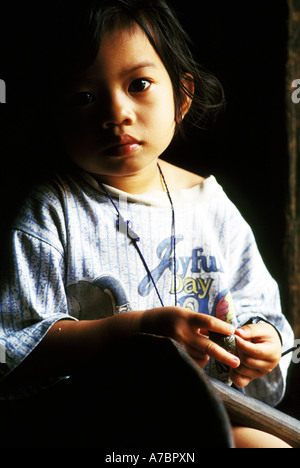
top-left (0, 0), bottom-right (294, 448)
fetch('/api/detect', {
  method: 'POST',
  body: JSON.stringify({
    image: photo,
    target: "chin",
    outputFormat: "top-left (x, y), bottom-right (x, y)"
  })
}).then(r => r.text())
top-left (93, 154), bottom-right (158, 177)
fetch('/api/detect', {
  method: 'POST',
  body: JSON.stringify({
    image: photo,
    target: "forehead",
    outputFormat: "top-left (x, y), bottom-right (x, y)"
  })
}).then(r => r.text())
top-left (76, 25), bottom-right (166, 82)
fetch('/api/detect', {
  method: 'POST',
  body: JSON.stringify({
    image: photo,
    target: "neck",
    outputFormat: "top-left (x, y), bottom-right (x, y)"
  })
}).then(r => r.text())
top-left (92, 159), bottom-right (164, 194)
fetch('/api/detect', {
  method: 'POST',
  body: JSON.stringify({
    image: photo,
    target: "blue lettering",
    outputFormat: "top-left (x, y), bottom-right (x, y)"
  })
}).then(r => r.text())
top-left (191, 247), bottom-right (221, 273)
top-left (138, 236), bottom-right (183, 296)
top-left (138, 239), bottom-right (221, 298)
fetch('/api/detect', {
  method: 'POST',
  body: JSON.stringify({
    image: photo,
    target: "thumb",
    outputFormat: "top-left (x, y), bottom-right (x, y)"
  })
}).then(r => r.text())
top-left (235, 325), bottom-right (255, 340)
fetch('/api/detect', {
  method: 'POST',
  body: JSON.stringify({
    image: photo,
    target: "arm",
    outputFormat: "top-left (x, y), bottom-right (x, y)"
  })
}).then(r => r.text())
top-left (15, 312), bottom-right (143, 377)
top-left (226, 199), bottom-right (294, 403)
top-left (15, 307), bottom-right (240, 378)
top-left (2, 223), bottom-right (240, 384)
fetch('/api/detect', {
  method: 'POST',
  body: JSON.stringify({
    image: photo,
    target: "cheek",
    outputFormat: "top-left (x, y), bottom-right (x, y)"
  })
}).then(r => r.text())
top-left (142, 93), bottom-right (176, 148)
top-left (151, 118), bottom-right (176, 151)
top-left (56, 111), bottom-right (95, 155)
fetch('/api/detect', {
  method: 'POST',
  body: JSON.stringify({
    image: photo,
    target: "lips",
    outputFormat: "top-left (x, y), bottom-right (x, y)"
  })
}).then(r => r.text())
top-left (103, 134), bottom-right (142, 157)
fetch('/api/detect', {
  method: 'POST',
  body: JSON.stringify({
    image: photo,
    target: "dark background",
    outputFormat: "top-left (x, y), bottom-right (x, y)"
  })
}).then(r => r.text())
top-left (0, 0), bottom-right (289, 293)
top-left (168, 0), bottom-right (289, 301)
top-left (0, 1), bottom-right (298, 419)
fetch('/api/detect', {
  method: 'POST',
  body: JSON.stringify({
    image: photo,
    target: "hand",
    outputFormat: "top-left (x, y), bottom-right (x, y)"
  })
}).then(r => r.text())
top-left (230, 322), bottom-right (282, 388)
top-left (140, 307), bottom-right (240, 369)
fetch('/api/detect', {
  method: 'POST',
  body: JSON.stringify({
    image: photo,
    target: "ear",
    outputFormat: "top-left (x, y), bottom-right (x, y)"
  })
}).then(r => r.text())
top-left (179, 73), bottom-right (194, 121)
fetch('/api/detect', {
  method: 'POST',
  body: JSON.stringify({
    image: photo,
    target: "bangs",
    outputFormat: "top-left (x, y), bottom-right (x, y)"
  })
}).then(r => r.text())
top-left (66, 2), bottom-right (173, 73)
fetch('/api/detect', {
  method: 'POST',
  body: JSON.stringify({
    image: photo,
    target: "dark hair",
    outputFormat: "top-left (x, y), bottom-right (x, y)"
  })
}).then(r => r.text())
top-left (53, 0), bottom-right (225, 135)
top-left (2, 0), bottom-right (225, 185)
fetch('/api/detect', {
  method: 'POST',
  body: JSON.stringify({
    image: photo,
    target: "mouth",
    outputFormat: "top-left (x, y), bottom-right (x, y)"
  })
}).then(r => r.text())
top-left (103, 134), bottom-right (142, 157)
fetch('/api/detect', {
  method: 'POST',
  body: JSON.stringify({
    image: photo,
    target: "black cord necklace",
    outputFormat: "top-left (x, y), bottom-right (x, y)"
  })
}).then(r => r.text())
top-left (99, 166), bottom-right (298, 358)
top-left (99, 163), bottom-right (177, 307)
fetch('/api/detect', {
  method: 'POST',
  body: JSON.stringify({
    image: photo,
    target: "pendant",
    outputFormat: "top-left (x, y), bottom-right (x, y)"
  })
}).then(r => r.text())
top-left (117, 215), bottom-right (140, 242)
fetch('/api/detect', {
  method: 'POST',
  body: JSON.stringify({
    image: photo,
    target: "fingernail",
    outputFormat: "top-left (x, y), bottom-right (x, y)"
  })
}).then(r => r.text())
top-left (232, 357), bottom-right (240, 366)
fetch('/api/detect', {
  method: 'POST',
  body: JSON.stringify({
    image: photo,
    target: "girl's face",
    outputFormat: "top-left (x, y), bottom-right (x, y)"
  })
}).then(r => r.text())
top-left (56, 25), bottom-right (180, 185)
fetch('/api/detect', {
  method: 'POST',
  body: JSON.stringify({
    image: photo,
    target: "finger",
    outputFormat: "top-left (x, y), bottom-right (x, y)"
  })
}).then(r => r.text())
top-left (198, 328), bottom-right (209, 337)
top-left (235, 324), bottom-right (258, 340)
top-left (236, 337), bottom-right (280, 367)
top-left (185, 347), bottom-right (210, 368)
top-left (238, 352), bottom-right (277, 376)
top-left (193, 355), bottom-right (210, 368)
top-left (189, 313), bottom-right (235, 336)
top-left (235, 322), bottom-right (273, 342)
top-left (189, 333), bottom-right (240, 368)
top-left (235, 337), bottom-right (279, 376)
top-left (235, 328), bottom-right (282, 362)
top-left (235, 335), bottom-right (268, 359)
top-left (185, 342), bottom-right (209, 360)
top-left (230, 369), bottom-right (253, 388)
top-left (232, 363), bottom-right (264, 379)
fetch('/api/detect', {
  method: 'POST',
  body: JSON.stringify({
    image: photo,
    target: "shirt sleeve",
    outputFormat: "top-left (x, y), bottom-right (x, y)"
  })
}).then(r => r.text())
top-left (0, 229), bottom-right (76, 386)
top-left (227, 200), bottom-right (294, 406)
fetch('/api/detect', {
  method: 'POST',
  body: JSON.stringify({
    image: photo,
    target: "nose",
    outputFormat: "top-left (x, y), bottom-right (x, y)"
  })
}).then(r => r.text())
top-left (102, 91), bottom-right (135, 129)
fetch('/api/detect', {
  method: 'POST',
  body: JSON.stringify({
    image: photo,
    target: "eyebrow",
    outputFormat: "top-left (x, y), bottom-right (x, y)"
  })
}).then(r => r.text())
top-left (71, 61), bottom-right (158, 87)
top-left (124, 61), bottom-right (158, 74)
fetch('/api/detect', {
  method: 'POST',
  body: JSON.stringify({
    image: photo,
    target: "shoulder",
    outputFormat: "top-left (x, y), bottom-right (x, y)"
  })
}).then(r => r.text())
top-left (11, 172), bottom-right (75, 234)
top-left (158, 159), bottom-right (205, 191)
top-left (19, 170), bottom-right (84, 210)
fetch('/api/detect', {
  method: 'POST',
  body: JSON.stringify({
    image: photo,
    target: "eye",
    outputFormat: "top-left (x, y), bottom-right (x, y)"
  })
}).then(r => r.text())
top-left (128, 79), bottom-right (151, 93)
top-left (69, 92), bottom-right (96, 106)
